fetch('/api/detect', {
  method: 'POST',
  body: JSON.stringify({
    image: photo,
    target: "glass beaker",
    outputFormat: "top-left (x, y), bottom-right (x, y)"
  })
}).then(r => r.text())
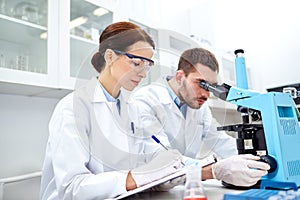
top-left (16, 54), bottom-right (28, 71)
top-left (13, 1), bottom-right (39, 24)
top-left (183, 166), bottom-right (207, 200)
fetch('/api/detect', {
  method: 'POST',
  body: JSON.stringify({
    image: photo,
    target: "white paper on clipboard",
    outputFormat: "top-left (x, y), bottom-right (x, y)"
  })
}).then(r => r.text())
top-left (108, 169), bottom-right (186, 200)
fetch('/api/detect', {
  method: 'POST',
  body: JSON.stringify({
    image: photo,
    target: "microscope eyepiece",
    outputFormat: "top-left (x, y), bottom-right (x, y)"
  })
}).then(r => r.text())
top-left (234, 49), bottom-right (244, 55)
top-left (199, 80), bottom-right (210, 91)
top-left (199, 80), bottom-right (230, 101)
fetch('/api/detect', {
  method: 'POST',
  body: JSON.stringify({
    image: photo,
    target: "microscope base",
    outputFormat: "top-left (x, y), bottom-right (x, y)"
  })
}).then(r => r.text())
top-left (221, 180), bottom-right (261, 190)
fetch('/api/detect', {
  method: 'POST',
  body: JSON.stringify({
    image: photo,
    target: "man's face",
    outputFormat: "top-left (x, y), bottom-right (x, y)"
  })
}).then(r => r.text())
top-left (177, 63), bottom-right (218, 109)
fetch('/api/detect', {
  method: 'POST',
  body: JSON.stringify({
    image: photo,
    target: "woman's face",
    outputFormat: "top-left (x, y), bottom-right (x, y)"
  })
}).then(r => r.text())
top-left (111, 41), bottom-right (154, 91)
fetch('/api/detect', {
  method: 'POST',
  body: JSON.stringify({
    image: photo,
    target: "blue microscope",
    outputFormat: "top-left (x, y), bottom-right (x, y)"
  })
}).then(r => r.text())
top-left (199, 49), bottom-right (300, 188)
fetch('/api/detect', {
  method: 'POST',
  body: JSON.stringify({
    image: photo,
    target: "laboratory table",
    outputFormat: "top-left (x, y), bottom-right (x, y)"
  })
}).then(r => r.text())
top-left (122, 180), bottom-right (243, 200)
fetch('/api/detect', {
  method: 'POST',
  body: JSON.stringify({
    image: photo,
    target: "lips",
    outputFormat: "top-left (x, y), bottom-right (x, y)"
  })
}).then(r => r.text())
top-left (131, 80), bottom-right (140, 86)
top-left (197, 98), bottom-right (207, 104)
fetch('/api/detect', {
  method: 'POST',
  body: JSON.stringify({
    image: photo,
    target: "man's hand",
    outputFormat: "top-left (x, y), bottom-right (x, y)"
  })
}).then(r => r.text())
top-left (212, 154), bottom-right (270, 186)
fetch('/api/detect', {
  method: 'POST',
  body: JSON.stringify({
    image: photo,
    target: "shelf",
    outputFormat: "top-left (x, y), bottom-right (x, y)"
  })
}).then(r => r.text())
top-left (70, 34), bottom-right (98, 45)
top-left (0, 14), bottom-right (47, 30)
top-left (0, 67), bottom-right (65, 98)
top-left (0, 80), bottom-right (72, 99)
top-left (0, 14), bottom-right (47, 45)
top-left (0, 0), bottom-right (112, 97)
top-left (0, 14), bottom-right (47, 74)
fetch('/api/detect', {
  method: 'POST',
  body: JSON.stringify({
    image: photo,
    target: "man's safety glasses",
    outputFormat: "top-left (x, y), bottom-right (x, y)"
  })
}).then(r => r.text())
top-left (113, 49), bottom-right (154, 72)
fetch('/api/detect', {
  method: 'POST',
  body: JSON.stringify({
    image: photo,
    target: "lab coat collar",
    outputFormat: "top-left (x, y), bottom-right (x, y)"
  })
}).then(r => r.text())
top-left (98, 80), bottom-right (121, 103)
top-left (166, 85), bottom-right (181, 108)
top-left (83, 77), bottom-right (122, 103)
top-left (158, 76), bottom-right (186, 119)
top-left (161, 76), bottom-right (199, 119)
top-left (154, 80), bottom-right (176, 105)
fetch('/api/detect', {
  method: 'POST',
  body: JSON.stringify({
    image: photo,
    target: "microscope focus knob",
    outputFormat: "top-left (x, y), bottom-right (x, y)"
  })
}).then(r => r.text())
top-left (260, 155), bottom-right (277, 173)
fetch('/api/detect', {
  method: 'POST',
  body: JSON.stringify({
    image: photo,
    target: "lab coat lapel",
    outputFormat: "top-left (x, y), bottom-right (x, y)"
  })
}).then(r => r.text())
top-left (92, 100), bottom-right (146, 169)
top-left (170, 101), bottom-right (185, 119)
top-left (86, 79), bottom-right (142, 169)
top-left (159, 78), bottom-right (185, 120)
top-left (163, 93), bottom-right (186, 152)
top-left (157, 81), bottom-right (186, 151)
top-left (184, 107), bottom-right (203, 157)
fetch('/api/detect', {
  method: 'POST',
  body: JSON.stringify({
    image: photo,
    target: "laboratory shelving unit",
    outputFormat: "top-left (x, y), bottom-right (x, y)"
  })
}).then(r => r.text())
top-left (0, 0), bottom-right (113, 98)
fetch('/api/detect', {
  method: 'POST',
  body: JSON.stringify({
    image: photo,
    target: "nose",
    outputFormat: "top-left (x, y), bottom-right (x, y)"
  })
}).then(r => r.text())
top-left (138, 67), bottom-right (147, 78)
top-left (201, 88), bottom-right (210, 98)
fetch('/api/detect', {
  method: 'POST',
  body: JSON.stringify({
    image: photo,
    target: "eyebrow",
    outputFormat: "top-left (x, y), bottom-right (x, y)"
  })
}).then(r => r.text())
top-left (195, 78), bottom-right (217, 85)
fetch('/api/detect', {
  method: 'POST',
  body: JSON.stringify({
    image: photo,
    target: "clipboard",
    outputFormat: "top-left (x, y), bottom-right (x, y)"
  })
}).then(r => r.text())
top-left (110, 169), bottom-right (186, 200)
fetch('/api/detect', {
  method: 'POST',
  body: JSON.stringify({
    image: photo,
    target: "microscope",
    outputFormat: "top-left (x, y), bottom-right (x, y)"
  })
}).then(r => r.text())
top-left (199, 49), bottom-right (300, 188)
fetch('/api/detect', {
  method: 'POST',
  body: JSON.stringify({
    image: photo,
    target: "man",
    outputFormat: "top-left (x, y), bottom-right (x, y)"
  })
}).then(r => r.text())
top-left (132, 48), bottom-right (270, 187)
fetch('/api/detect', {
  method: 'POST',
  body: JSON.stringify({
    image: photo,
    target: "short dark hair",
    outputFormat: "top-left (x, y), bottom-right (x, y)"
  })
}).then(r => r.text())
top-left (177, 48), bottom-right (219, 76)
top-left (91, 21), bottom-right (155, 73)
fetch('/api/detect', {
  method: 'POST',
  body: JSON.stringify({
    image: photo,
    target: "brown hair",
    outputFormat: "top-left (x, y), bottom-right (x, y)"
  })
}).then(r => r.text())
top-left (177, 48), bottom-right (219, 76)
top-left (91, 21), bottom-right (155, 73)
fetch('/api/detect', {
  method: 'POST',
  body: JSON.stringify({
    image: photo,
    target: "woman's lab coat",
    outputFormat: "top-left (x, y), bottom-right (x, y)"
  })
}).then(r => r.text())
top-left (40, 78), bottom-right (145, 200)
top-left (131, 82), bottom-right (238, 159)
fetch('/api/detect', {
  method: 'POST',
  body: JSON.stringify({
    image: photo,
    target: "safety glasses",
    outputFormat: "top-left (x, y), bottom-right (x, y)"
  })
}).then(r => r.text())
top-left (113, 49), bottom-right (154, 72)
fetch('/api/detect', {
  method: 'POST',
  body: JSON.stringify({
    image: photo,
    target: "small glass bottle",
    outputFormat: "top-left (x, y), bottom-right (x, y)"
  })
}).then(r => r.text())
top-left (0, 0), bottom-right (6, 15)
top-left (0, 53), bottom-right (5, 68)
top-left (183, 166), bottom-right (208, 200)
top-left (16, 53), bottom-right (29, 71)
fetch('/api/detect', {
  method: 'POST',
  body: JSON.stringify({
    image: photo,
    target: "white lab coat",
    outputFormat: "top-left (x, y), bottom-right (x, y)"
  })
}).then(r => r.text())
top-left (40, 77), bottom-right (146, 200)
top-left (131, 81), bottom-right (238, 159)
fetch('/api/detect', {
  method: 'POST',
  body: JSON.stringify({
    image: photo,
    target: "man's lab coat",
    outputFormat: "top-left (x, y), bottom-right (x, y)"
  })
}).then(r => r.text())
top-left (131, 82), bottom-right (238, 159)
top-left (40, 78), bottom-right (145, 200)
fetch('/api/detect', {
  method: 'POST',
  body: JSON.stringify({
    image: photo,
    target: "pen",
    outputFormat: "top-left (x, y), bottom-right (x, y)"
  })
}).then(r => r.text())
top-left (151, 135), bottom-right (168, 150)
top-left (151, 135), bottom-right (185, 166)
top-left (213, 154), bottom-right (218, 163)
top-left (131, 122), bottom-right (135, 134)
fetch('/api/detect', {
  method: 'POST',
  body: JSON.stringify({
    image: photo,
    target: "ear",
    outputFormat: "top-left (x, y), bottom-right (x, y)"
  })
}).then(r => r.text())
top-left (175, 70), bottom-right (185, 84)
top-left (104, 49), bottom-right (115, 65)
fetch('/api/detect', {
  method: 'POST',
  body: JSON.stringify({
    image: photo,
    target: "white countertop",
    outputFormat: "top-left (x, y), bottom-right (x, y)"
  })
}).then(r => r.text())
top-left (202, 179), bottom-right (243, 199)
top-left (122, 179), bottom-right (244, 200)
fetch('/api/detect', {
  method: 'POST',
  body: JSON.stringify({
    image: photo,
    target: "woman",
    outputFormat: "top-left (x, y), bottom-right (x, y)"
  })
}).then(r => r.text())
top-left (40, 22), bottom-right (182, 200)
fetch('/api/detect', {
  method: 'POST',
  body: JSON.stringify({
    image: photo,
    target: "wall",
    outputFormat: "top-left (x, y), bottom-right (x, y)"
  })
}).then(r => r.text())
top-left (0, 94), bottom-right (59, 178)
top-left (0, 94), bottom-right (59, 199)
top-left (102, 0), bottom-right (300, 93)
top-left (210, 0), bottom-right (300, 91)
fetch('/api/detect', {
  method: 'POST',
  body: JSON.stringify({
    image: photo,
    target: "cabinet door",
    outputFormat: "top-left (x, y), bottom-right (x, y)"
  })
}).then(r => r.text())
top-left (58, 0), bottom-right (113, 90)
top-left (0, 0), bottom-right (59, 96)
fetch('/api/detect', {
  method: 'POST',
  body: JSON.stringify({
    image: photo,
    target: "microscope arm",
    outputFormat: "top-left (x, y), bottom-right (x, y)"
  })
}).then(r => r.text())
top-left (199, 80), bottom-right (259, 103)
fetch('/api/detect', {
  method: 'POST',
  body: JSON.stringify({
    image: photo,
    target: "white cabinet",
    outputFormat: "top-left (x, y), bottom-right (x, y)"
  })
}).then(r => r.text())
top-left (0, 0), bottom-right (59, 97)
top-left (0, 0), bottom-right (113, 98)
top-left (64, 0), bottom-right (113, 88)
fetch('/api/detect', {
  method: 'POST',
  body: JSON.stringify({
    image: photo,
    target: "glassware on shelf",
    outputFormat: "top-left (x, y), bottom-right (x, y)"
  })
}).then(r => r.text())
top-left (0, 0), bottom-right (6, 14)
top-left (38, 3), bottom-right (47, 26)
top-left (83, 27), bottom-right (99, 42)
top-left (13, 1), bottom-right (40, 24)
top-left (7, 55), bottom-right (15, 69)
top-left (183, 166), bottom-right (208, 200)
top-left (16, 54), bottom-right (28, 71)
top-left (0, 53), bottom-right (5, 68)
